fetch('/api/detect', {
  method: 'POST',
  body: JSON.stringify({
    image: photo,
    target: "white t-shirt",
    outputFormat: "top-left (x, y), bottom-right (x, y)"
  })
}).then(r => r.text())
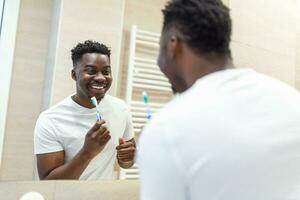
top-left (138, 68), bottom-right (300, 200)
top-left (34, 94), bottom-right (134, 180)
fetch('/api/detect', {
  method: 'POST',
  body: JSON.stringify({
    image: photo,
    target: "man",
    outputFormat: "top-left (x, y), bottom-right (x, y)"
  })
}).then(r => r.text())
top-left (34, 40), bottom-right (136, 180)
top-left (138, 0), bottom-right (300, 199)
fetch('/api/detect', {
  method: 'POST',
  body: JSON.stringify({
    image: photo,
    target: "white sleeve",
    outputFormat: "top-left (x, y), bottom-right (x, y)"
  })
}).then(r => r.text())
top-left (34, 113), bottom-right (64, 154)
top-left (138, 123), bottom-right (185, 200)
top-left (123, 107), bottom-right (134, 140)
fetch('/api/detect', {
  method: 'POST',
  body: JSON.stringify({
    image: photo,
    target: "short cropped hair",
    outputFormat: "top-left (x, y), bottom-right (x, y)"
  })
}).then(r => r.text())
top-left (162, 0), bottom-right (232, 56)
top-left (71, 40), bottom-right (111, 66)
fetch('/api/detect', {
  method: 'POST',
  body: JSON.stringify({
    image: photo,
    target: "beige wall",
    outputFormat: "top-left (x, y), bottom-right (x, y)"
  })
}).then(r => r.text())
top-left (0, 0), bottom-right (54, 180)
top-left (117, 0), bottom-right (168, 99)
top-left (50, 0), bottom-right (125, 105)
top-left (223, 0), bottom-right (229, 6)
top-left (230, 0), bottom-right (297, 86)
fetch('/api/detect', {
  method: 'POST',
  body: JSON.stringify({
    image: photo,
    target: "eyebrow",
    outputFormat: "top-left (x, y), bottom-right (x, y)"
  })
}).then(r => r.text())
top-left (103, 65), bottom-right (111, 70)
top-left (83, 65), bottom-right (111, 70)
top-left (84, 65), bottom-right (96, 68)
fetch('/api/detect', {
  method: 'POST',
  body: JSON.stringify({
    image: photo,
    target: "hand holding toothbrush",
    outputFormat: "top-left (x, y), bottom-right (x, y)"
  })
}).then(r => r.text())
top-left (116, 137), bottom-right (136, 169)
top-left (81, 120), bottom-right (111, 159)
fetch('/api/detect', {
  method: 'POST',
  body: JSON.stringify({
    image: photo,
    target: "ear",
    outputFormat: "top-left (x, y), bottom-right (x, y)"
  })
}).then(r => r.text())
top-left (167, 35), bottom-right (181, 60)
top-left (71, 69), bottom-right (77, 81)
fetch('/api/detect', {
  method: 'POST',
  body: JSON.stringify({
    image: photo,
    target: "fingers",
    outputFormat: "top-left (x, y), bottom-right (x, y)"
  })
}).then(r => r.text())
top-left (117, 145), bottom-right (135, 161)
top-left (96, 130), bottom-right (111, 145)
top-left (117, 147), bottom-right (135, 155)
top-left (118, 145), bottom-right (135, 151)
top-left (90, 122), bottom-right (107, 139)
top-left (116, 140), bottom-right (136, 163)
top-left (94, 120), bottom-right (106, 129)
top-left (117, 157), bottom-right (133, 162)
top-left (117, 148), bottom-right (135, 162)
top-left (88, 121), bottom-right (111, 146)
top-left (87, 120), bottom-right (105, 136)
top-left (117, 155), bottom-right (135, 162)
top-left (116, 141), bottom-right (135, 150)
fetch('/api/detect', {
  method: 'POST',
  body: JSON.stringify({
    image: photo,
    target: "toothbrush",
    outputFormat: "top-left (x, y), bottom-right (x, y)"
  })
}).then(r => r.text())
top-left (142, 91), bottom-right (152, 120)
top-left (90, 96), bottom-right (101, 121)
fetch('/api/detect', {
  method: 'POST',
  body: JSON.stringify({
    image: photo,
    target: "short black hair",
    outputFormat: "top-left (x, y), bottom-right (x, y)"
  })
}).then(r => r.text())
top-left (71, 40), bottom-right (111, 66)
top-left (162, 0), bottom-right (231, 56)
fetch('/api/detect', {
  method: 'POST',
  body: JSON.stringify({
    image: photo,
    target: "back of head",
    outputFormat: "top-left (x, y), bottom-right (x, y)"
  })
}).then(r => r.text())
top-left (162, 0), bottom-right (232, 57)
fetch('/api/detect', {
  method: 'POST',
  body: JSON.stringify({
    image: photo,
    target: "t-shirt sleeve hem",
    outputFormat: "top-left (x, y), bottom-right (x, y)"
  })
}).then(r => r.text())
top-left (34, 147), bottom-right (64, 155)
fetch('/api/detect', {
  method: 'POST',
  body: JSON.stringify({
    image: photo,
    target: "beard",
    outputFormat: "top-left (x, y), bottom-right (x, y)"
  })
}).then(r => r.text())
top-left (171, 86), bottom-right (177, 94)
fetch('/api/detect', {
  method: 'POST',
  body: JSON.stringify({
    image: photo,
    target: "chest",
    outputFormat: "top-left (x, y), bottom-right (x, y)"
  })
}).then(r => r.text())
top-left (53, 111), bottom-right (127, 160)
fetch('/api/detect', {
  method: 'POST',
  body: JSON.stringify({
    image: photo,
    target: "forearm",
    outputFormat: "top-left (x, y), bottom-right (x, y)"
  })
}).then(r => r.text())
top-left (43, 149), bottom-right (92, 180)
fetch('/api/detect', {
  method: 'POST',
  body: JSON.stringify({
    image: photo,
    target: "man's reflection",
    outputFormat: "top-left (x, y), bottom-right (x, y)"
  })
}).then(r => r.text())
top-left (34, 40), bottom-right (136, 180)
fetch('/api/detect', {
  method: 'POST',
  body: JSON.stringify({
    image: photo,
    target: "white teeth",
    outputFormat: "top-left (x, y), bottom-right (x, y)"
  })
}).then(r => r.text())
top-left (90, 82), bottom-right (106, 90)
top-left (91, 85), bottom-right (104, 89)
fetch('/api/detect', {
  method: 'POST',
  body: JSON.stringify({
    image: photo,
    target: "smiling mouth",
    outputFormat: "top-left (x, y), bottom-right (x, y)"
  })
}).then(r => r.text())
top-left (90, 85), bottom-right (105, 89)
top-left (89, 83), bottom-right (106, 92)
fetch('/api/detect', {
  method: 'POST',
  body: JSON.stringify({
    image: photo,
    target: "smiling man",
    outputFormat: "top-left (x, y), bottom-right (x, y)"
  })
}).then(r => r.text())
top-left (34, 40), bottom-right (136, 180)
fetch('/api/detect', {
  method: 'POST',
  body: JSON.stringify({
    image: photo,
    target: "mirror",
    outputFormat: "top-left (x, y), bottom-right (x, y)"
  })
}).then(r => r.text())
top-left (0, 0), bottom-right (299, 183)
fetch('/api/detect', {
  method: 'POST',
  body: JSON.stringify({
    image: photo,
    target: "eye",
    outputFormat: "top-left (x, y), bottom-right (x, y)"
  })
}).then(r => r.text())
top-left (86, 68), bottom-right (96, 75)
top-left (103, 69), bottom-right (111, 75)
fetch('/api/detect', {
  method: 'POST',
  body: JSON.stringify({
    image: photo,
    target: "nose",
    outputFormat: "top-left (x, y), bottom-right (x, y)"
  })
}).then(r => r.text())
top-left (94, 72), bottom-right (105, 82)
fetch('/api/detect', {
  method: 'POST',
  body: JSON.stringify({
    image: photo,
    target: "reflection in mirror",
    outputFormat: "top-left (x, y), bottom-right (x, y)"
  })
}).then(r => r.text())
top-left (35, 40), bottom-right (136, 180)
top-left (0, 0), bottom-right (168, 181)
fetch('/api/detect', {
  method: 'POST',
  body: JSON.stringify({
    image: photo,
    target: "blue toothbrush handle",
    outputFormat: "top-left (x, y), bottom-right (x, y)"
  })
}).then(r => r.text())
top-left (146, 107), bottom-right (152, 120)
top-left (96, 112), bottom-right (101, 121)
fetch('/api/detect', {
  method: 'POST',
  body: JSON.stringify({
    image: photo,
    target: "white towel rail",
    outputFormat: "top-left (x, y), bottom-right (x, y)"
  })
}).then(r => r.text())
top-left (120, 25), bottom-right (173, 180)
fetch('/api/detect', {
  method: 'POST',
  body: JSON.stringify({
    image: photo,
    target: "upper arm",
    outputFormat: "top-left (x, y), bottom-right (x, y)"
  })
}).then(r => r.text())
top-left (34, 114), bottom-right (65, 179)
top-left (36, 151), bottom-right (65, 180)
top-left (34, 114), bottom-right (64, 154)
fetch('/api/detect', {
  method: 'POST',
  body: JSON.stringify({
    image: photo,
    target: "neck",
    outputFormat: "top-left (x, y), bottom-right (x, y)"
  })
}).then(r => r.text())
top-left (183, 52), bottom-right (234, 90)
top-left (72, 94), bottom-right (94, 109)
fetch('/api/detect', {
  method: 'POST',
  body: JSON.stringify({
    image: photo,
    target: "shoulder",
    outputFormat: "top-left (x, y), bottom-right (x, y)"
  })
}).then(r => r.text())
top-left (34, 98), bottom-right (74, 140)
top-left (140, 77), bottom-right (225, 141)
top-left (36, 95), bottom-right (73, 125)
top-left (42, 95), bottom-right (74, 115)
